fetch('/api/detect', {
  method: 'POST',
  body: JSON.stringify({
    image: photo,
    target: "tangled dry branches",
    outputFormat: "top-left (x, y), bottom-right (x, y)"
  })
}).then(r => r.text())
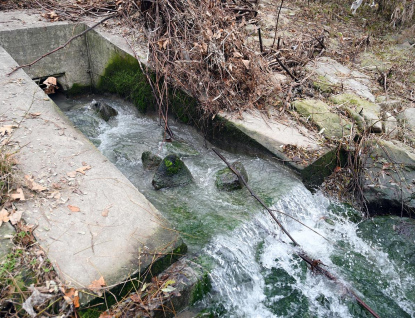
top-left (141, 0), bottom-right (281, 119)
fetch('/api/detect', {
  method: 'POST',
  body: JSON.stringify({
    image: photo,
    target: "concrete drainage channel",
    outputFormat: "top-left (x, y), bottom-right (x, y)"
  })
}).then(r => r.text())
top-left (0, 20), bottom-right (207, 315)
top-left (0, 17), bottom-right (332, 316)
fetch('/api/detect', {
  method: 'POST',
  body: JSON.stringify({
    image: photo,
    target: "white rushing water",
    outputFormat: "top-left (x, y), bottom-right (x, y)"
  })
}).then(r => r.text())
top-left (56, 94), bottom-right (415, 318)
top-left (202, 186), bottom-right (415, 318)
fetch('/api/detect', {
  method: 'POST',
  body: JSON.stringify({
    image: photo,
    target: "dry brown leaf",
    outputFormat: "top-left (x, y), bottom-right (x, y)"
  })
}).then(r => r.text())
top-left (10, 188), bottom-right (25, 201)
top-left (67, 171), bottom-right (77, 178)
top-left (0, 125), bottom-right (18, 136)
top-left (63, 288), bottom-right (80, 308)
top-left (67, 205), bottom-right (80, 212)
top-left (88, 276), bottom-right (106, 292)
top-left (52, 183), bottom-right (62, 189)
top-left (25, 175), bottom-right (47, 192)
top-left (242, 59), bottom-right (250, 69)
top-left (0, 208), bottom-right (10, 227)
top-left (130, 293), bottom-right (142, 303)
top-left (76, 165), bottom-right (91, 175)
top-left (43, 77), bottom-right (57, 86)
top-left (9, 210), bottom-right (22, 225)
top-left (101, 209), bottom-right (109, 217)
top-left (99, 312), bottom-right (113, 318)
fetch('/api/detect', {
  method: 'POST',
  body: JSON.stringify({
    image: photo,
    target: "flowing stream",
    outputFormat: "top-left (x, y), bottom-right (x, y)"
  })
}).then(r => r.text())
top-left (54, 94), bottom-right (415, 318)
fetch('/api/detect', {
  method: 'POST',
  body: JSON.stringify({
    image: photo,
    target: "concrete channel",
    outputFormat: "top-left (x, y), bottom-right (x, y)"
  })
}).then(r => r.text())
top-left (0, 14), bottom-right (189, 310)
top-left (0, 11), bottom-right (329, 315)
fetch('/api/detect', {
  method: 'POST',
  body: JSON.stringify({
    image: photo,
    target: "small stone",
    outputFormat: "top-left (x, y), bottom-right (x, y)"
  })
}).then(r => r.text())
top-left (90, 100), bottom-right (118, 122)
top-left (142, 151), bottom-right (162, 170)
top-left (215, 161), bottom-right (248, 191)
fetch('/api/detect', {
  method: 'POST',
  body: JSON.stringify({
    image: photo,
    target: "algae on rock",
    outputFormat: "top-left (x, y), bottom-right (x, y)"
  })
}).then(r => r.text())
top-left (215, 161), bottom-right (248, 191)
top-left (330, 93), bottom-right (382, 133)
top-left (292, 99), bottom-right (351, 139)
top-left (152, 154), bottom-right (193, 190)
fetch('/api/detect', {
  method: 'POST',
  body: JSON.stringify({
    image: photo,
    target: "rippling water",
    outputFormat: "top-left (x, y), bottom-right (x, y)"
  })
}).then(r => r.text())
top-left (55, 94), bottom-right (415, 317)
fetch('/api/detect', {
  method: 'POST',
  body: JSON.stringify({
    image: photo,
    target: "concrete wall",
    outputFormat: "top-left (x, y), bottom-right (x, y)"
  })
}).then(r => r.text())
top-left (87, 29), bottom-right (133, 87)
top-left (0, 24), bottom-right (91, 90)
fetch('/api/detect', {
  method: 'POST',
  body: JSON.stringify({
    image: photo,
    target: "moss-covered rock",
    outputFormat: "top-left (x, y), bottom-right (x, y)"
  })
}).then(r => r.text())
top-left (313, 75), bottom-right (334, 93)
top-left (141, 151), bottom-right (162, 170)
top-left (152, 154), bottom-right (193, 190)
top-left (215, 161), bottom-right (248, 191)
top-left (292, 99), bottom-right (351, 139)
top-left (330, 93), bottom-right (382, 133)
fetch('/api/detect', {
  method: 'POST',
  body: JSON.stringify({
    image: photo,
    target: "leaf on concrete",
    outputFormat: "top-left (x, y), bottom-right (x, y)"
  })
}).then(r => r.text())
top-left (9, 210), bottom-right (23, 225)
top-left (101, 209), bottom-right (109, 217)
top-left (0, 208), bottom-right (10, 227)
top-left (0, 125), bottom-right (18, 136)
top-left (88, 276), bottom-right (106, 292)
top-left (10, 188), bottom-right (25, 201)
top-left (25, 175), bottom-right (47, 192)
top-left (67, 171), bottom-right (77, 178)
top-left (76, 165), bottom-right (91, 175)
top-left (67, 205), bottom-right (80, 212)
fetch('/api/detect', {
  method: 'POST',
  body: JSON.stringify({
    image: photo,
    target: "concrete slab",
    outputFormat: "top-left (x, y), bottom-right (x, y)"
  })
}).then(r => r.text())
top-left (218, 109), bottom-right (327, 169)
top-left (0, 44), bottom-right (182, 303)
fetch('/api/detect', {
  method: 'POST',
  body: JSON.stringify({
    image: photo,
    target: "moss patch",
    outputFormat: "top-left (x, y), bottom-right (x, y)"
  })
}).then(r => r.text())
top-left (292, 99), bottom-right (351, 139)
top-left (313, 75), bottom-right (334, 93)
top-left (190, 272), bottom-right (212, 305)
top-left (96, 54), bottom-right (199, 120)
top-left (97, 54), bottom-right (155, 113)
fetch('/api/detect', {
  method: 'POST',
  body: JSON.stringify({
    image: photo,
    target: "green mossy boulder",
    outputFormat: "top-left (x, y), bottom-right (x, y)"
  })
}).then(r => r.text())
top-left (330, 93), bottom-right (382, 133)
top-left (152, 154), bottom-right (193, 190)
top-left (142, 151), bottom-right (162, 170)
top-left (292, 99), bottom-right (351, 139)
top-left (215, 161), bottom-right (248, 191)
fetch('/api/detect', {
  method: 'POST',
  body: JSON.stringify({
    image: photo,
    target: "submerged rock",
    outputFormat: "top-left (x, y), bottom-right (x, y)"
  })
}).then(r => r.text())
top-left (361, 139), bottom-right (415, 216)
top-left (152, 154), bottom-right (193, 190)
top-left (91, 99), bottom-right (118, 122)
top-left (215, 161), bottom-right (248, 191)
top-left (165, 140), bottom-right (199, 157)
top-left (113, 143), bottom-right (142, 161)
top-left (142, 151), bottom-right (162, 170)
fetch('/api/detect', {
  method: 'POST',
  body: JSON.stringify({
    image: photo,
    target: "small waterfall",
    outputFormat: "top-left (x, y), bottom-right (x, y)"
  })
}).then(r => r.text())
top-left (56, 94), bottom-right (415, 318)
top-left (201, 186), bottom-right (415, 317)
